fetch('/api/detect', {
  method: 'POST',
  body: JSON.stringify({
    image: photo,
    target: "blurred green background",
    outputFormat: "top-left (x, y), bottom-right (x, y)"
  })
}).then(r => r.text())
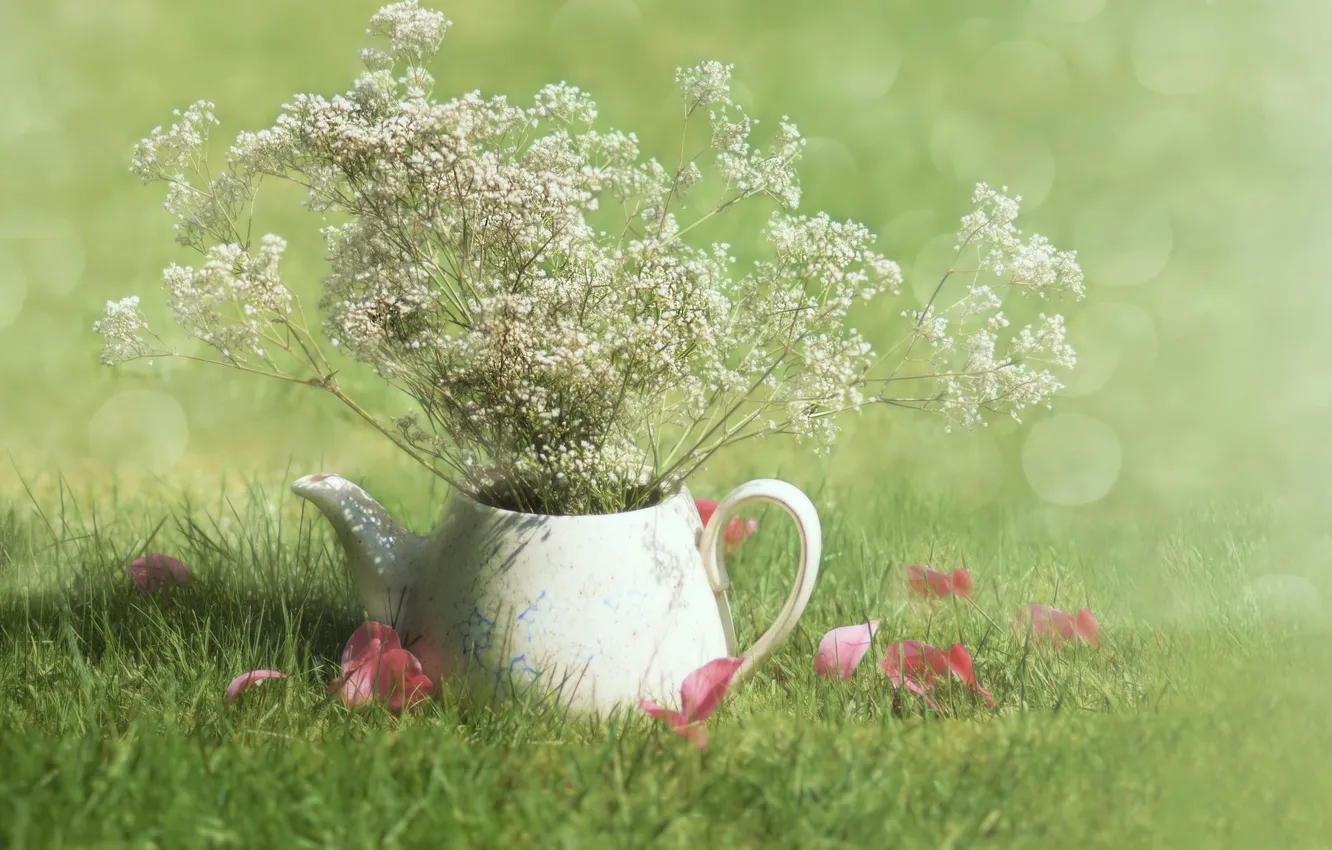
top-left (2, 0), bottom-right (1330, 586)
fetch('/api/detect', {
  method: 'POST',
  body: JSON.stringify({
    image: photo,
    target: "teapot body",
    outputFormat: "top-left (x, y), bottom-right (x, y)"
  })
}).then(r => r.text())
top-left (292, 472), bottom-right (822, 714)
top-left (395, 486), bottom-right (728, 712)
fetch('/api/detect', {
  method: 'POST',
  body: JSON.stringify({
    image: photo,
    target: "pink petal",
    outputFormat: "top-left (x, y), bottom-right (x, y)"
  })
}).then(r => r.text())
top-left (906, 564), bottom-right (929, 595)
top-left (950, 568), bottom-right (974, 599)
top-left (1075, 608), bottom-right (1101, 647)
top-left (337, 639), bottom-right (383, 708)
top-left (695, 498), bottom-right (756, 547)
top-left (341, 622), bottom-right (402, 672)
top-left (1022, 604), bottom-right (1060, 642)
top-left (928, 570), bottom-right (954, 596)
top-left (1054, 611), bottom-right (1078, 640)
top-left (945, 643), bottom-right (976, 681)
top-left (679, 656), bottom-right (745, 723)
top-left (678, 722), bottom-right (709, 751)
top-left (640, 700), bottom-right (710, 750)
top-left (901, 680), bottom-right (941, 711)
top-left (128, 554), bottom-right (192, 595)
top-left (723, 517), bottom-right (758, 546)
top-left (946, 643), bottom-right (994, 707)
top-left (639, 699), bottom-right (687, 729)
top-left (814, 620), bottom-right (880, 681)
top-left (374, 647), bottom-right (434, 716)
top-left (224, 669), bottom-right (286, 705)
top-left (1021, 604), bottom-right (1052, 629)
top-left (1021, 604), bottom-right (1099, 649)
top-left (639, 698), bottom-right (673, 725)
top-left (882, 640), bottom-right (990, 711)
top-left (906, 565), bottom-right (961, 598)
top-left (880, 640), bottom-right (943, 710)
top-left (910, 642), bottom-right (952, 682)
top-left (694, 498), bottom-right (719, 526)
top-left (878, 639), bottom-right (911, 686)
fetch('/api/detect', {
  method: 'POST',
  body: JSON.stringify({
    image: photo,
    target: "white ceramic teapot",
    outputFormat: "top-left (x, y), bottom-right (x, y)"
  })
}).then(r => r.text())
top-left (292, 473), bottom-right (821, 713)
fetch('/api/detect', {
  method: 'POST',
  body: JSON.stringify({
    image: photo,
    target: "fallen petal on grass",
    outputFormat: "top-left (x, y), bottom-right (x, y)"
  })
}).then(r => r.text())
top-left (944, 643), bottom-right (994, 706)
top-left (333, 622), bottom-right (433, 715)
top-left (680, 656), bottom-right (745, 720)
top-left (128, 553), bottom-right (192, 595)
top-left (641, 656), bottom-right (744, 750)
top-left (224, 670), bottom-right (287, 705)
top-left (334, 644), bottom-right (383, 708)
top-left (814, 620), bottom-right (880, 681)
top-left (341, 621), bottom-right (402, 668)
top-left (880, 640), bottom-right (994, 709)
top-left (374, 647), bottom-right (435, 717)
top-left (906, 564), bottom-right (973, 600)
top-left (951, 568), bottom-right (974, 599)
top-left (695, 498), bottom-right (758, 547)
top-left (1019, 604), bottom-right (1101, 648)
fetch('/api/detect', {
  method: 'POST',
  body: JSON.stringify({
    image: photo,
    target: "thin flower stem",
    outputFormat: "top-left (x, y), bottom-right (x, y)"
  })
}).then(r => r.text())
top-left (326, 386), bottom-right (453, 482)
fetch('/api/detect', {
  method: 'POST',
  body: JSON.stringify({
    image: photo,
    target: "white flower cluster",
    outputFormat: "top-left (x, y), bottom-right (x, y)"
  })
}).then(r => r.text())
top-left (959, 183), bottom-right (1084, 299)
top-left (677, 61), bottom-right (734, 113)
top-left (91, 297), bottom-right (154, 366)
top-left (365, 0), bottom-right (450, 66)
top-left (890, 184), bottom-right (1084, 430)
top-left (97, 3), bottom-right (1087, 514)
top-left (129, 101), bottom-right (217, 183)
top-left (161, 235), bottom-right (294, 362)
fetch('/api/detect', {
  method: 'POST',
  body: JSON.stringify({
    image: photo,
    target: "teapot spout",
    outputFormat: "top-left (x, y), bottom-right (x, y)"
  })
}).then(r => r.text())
top-left (291, 473), bottom-right (426, 626)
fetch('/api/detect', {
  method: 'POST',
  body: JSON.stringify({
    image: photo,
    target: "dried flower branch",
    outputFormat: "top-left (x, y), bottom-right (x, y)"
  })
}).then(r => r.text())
top-left (96, 0), bottom-right (1085, 514)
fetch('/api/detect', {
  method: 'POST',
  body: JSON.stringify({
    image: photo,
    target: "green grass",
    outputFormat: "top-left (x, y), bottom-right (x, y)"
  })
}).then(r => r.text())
top-left (3, 472), bottom-right (1330, 847)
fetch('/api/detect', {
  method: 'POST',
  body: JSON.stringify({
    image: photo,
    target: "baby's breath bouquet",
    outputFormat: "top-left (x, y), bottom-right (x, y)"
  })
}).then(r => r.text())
top-left (95, 1), bottom-right (1084, 515)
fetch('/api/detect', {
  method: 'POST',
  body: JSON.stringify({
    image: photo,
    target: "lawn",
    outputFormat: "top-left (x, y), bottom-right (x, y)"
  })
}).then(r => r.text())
top-left (3, 474), bottom-right (1329, 848)
top-left (4, 0), bottom-right (1332, 847)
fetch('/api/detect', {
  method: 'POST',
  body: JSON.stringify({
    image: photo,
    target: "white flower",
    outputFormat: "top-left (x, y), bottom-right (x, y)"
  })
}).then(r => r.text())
top-left (92, 297), bottom-right (155, 365)
top-left (877, 184), bottom-right (1084, 430)
top-left (102, 4), bottom-right (1088, 514)
top-left (366, 0), bottom-right (450, 65)
top-left (676, 61), bottom-right (734, 113)
top-left (129, 101), bottom-right (217, 183)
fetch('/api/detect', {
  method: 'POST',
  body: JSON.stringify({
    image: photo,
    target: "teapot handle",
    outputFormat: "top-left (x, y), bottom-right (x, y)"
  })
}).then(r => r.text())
top-left (699, 479), bottom-right (822, 685)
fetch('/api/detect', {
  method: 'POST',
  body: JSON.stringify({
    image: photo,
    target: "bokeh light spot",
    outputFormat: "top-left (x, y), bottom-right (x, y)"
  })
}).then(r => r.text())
top-left (879, 208), bottom-right (937, 254)
top-left (1031, 0), bottom-right (1106, 23)
top-left (928, 112), bottom-right (983, 176)
top-left (0, 218), bottom-right (87, 296)
top-left (794, 30), bottom-right (902, 103)
top-left (1022, 413), bottom-right (1122, 506)
top-left (921, 429), bottom-right (1005, 509)
top-left (1131, 4), bottom-right (1229, 96)
top-left (88, 389), bottom-right (190, 475)
top-left (26, 232), bottom-right (85, 295)
top-left (551, 0), bottom-right (642, 37)
top-left (1057, 321), bottom-right (1120, 399)
top-left (0, 51), bottom-right (46, 141)
top-left (956, 18), bottom-right (995, 53)
top-left (0, 249), bottom-right (26, 329)
top-left (1118, 107), bottom-right (1209, 168)
top-left (952, 125), bottom-right (1056, 209)
top-left (1056, 301), bottom-right (1158, 397)
top-left (800, 137), bottom-right (859, 207)
top-left (1074, 197), bottom-right (1173, 286)
top-left (975, 41), bottom-right (1070, 110)
top-left (1242, 574), bottom-right (1324, 624)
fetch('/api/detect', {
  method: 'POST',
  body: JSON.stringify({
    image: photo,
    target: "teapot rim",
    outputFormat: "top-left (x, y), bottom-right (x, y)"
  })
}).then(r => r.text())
top-left (451, 482), bottom-right (694, 521)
